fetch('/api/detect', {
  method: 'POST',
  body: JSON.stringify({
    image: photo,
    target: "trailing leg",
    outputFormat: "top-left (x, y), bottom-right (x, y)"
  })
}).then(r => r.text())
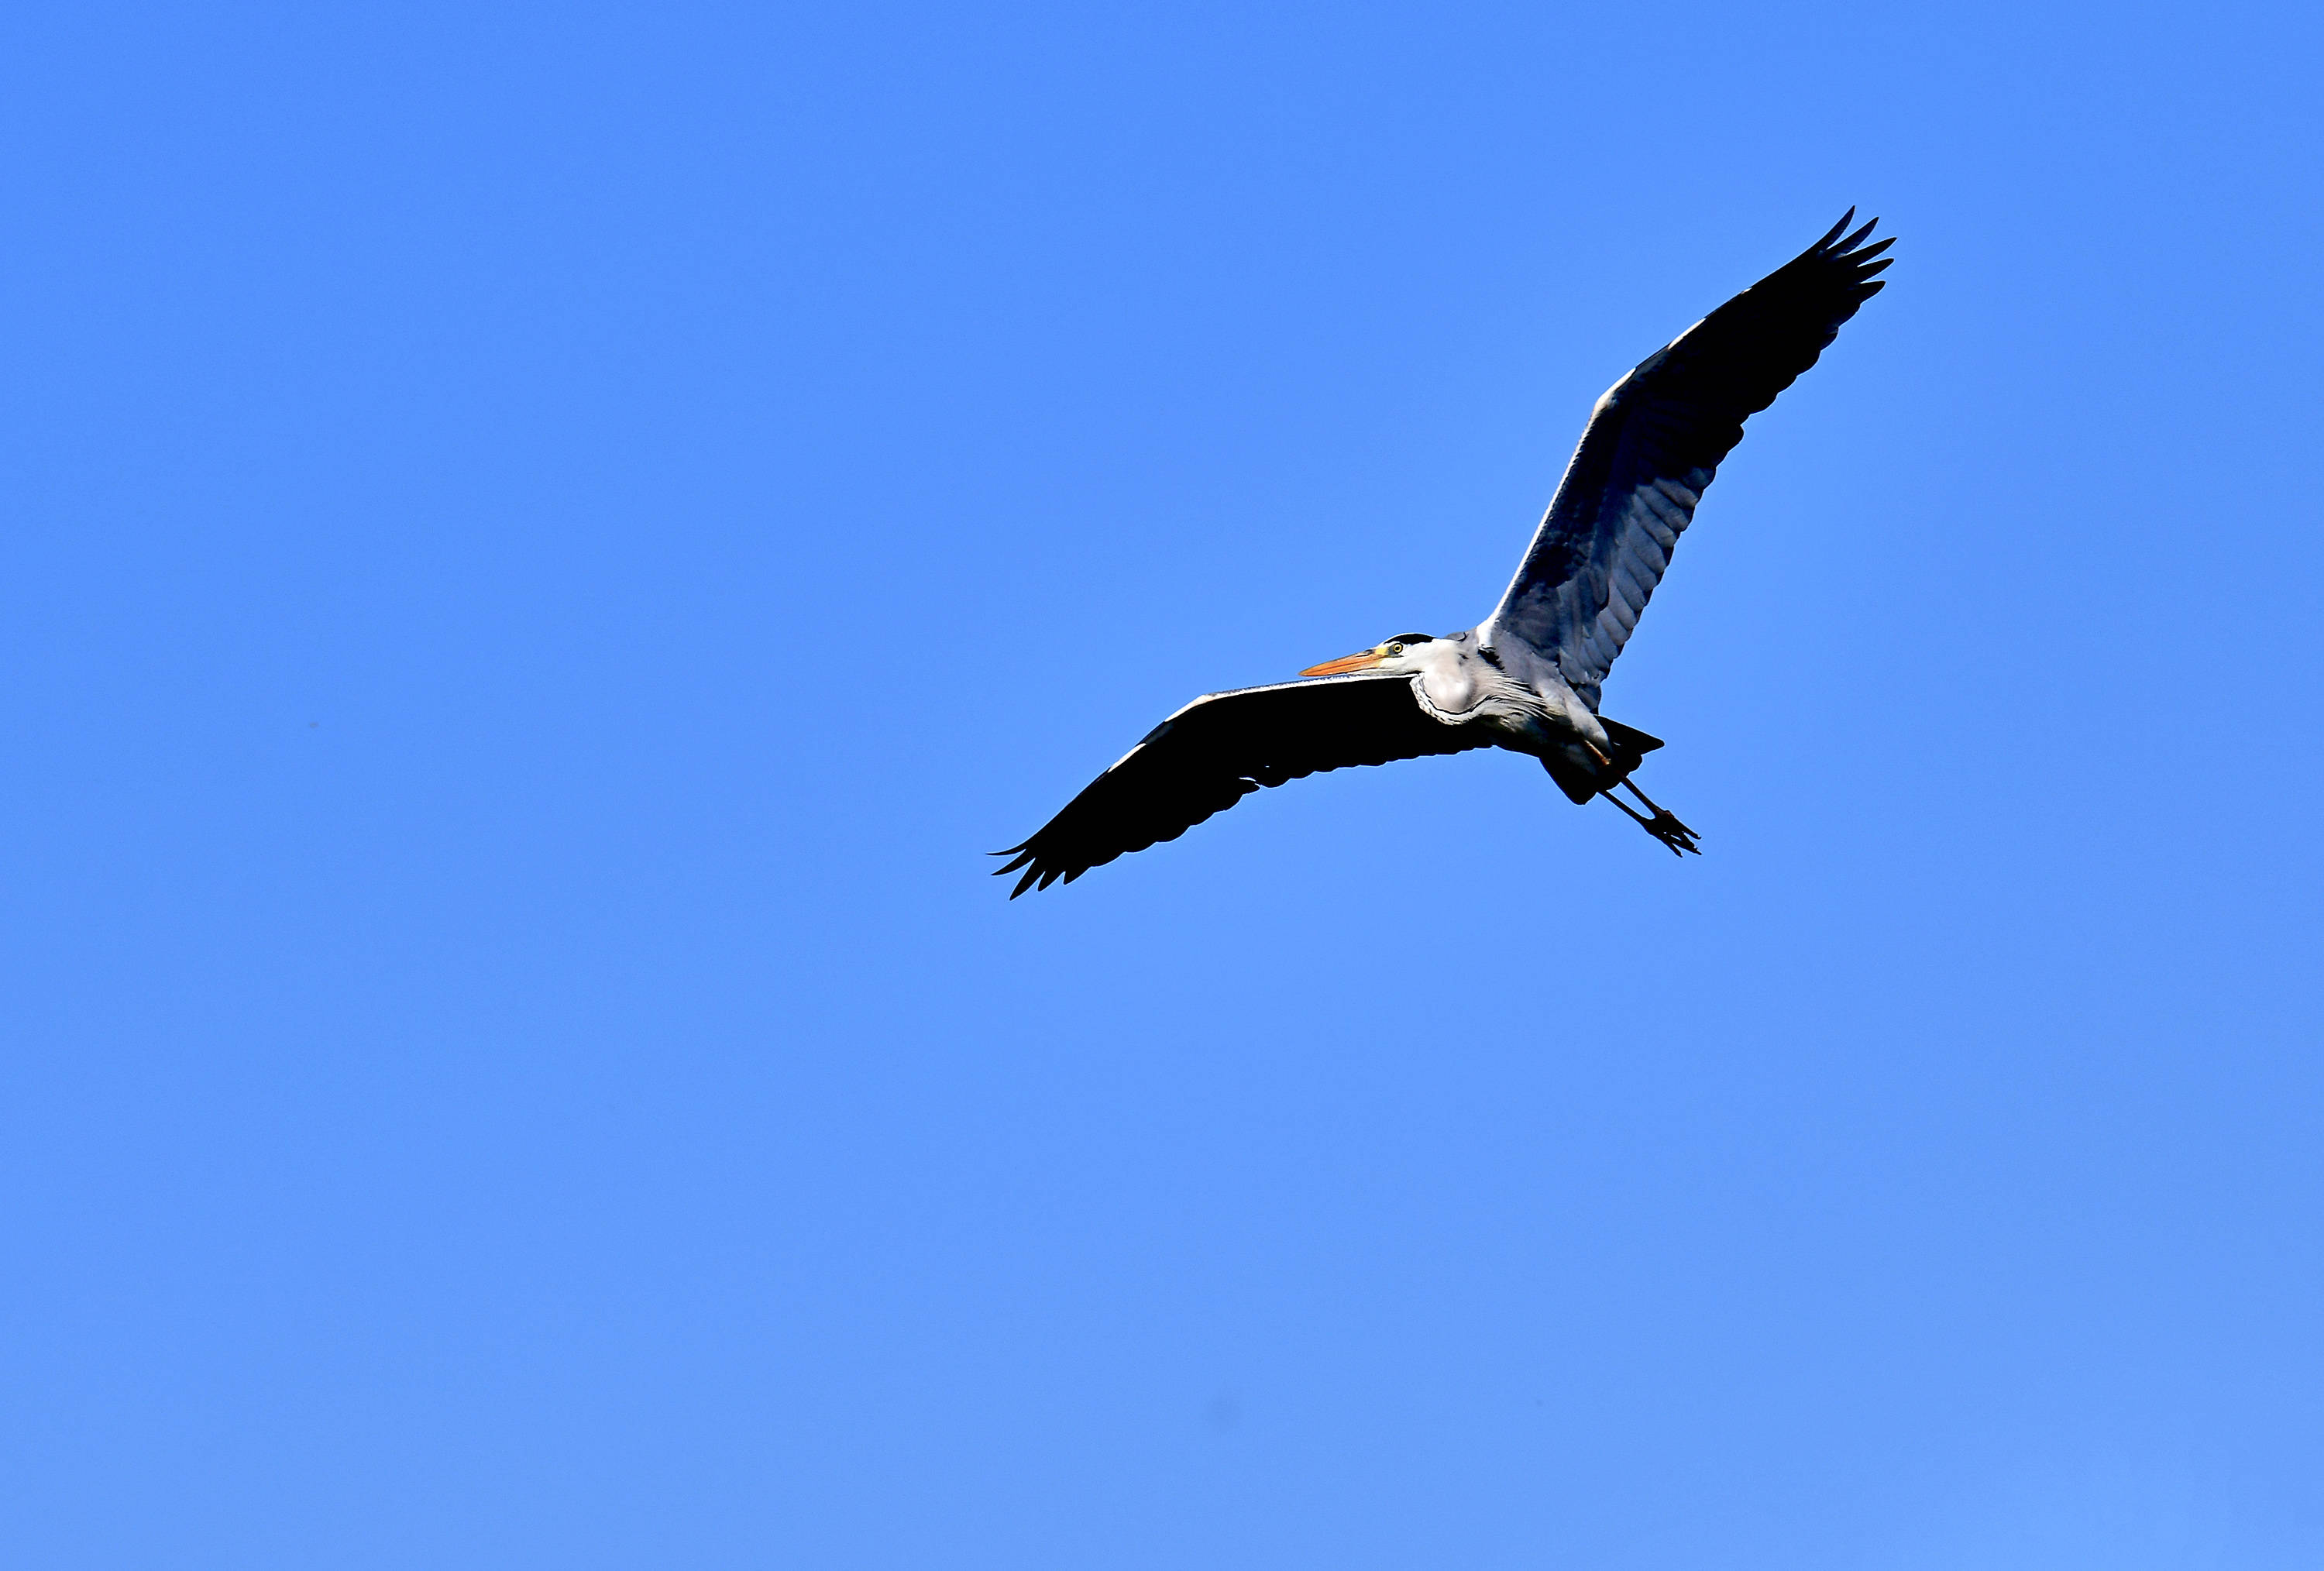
top-left (1537, 722), bottom-right (1700, 857)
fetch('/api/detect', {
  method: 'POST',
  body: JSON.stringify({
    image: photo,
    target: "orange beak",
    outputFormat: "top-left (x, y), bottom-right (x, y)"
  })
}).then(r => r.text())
top-left (1300, 648), bottom-right (1384, 677)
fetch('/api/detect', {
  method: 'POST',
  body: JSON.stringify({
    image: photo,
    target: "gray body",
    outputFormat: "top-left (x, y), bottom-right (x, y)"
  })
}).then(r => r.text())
top-left (1365, 630), bottom-right (1614, 799)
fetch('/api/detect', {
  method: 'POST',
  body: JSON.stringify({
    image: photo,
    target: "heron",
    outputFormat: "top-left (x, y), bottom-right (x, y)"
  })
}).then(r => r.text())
top-left (995, 211), bottom-right (1893, 896)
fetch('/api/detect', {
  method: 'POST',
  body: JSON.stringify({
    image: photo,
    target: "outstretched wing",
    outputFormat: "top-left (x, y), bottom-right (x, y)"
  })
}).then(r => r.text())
top-left (994, 674), bottom-right (1491, 896)
top-left (1484, 211), bottom-right (1894, 710)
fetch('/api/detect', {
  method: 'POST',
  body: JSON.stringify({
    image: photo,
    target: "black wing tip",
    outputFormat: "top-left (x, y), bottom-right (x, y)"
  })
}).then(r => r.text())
top-left (1819, 209), bottom-right (1894, 258)
top-left (1790, 210), bottom-right (1896, 303)
top-left (995, 844), bottom-right (1089, 896)
top-left (1815, 207), bottom-right (1857, 248)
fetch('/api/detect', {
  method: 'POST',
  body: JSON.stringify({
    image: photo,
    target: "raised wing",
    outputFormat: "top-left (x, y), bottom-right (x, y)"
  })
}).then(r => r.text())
top-left (1485, 211), bottom-right (1894, 709)
top-left (993, 674), bottom-right (1491, 896)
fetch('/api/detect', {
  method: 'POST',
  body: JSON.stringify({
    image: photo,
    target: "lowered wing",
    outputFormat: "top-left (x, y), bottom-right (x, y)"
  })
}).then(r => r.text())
top-left (1483, 211), bottom-right (1894, 710)
top-left (994, 673), bottom-right (1491, 896)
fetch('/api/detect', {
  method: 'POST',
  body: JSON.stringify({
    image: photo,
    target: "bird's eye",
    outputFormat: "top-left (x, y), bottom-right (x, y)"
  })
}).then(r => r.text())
top-left (1384, 642), bottom-right (1404, 657)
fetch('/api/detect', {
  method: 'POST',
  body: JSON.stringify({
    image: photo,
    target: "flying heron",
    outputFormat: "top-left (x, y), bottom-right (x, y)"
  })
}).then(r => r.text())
top-left (996, 211), bottom-right (1893, 896)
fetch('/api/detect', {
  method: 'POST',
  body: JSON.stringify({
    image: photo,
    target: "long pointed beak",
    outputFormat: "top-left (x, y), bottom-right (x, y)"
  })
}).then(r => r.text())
top-left (1301, 648), bottom-right (1384, 677)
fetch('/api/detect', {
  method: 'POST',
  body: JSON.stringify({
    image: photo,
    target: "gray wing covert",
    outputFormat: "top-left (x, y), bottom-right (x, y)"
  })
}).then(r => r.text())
top-left (1487, 211), bottom-right (1894, 710)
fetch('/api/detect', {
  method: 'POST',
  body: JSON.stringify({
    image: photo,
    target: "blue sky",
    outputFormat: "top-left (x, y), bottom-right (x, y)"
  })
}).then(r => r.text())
top-left (2, 1), bottom-right (2320, 1566)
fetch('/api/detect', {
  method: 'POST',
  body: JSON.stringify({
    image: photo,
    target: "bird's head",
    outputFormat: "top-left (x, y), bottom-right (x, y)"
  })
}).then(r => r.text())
top-left (1300, 633), bottom-right (1440, 677)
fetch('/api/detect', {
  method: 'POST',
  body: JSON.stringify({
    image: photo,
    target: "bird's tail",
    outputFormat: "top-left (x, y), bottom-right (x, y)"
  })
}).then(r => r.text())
top-left (1599, 717), bottom-right (1665, 770)
top-left (1540, 717), bottom-right (1664, 803)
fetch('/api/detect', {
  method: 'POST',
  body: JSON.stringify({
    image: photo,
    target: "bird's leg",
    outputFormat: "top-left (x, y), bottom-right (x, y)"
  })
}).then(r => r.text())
top-left (1601, 779), bottom-right (1700, 858)
top-left (1617, 775), bottom-right (1688, 827)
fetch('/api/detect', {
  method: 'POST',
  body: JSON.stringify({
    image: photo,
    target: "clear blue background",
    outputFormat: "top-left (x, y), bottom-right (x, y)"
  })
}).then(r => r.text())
top-left (2, 2), bottom-right (2319, 1566)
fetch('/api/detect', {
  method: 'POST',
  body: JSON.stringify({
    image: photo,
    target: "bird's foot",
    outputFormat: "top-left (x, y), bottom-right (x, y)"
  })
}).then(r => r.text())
top-left (1638, 806), bottom-right (1700, 857)
top-left (1601, 781), bottom-right (1701, 858)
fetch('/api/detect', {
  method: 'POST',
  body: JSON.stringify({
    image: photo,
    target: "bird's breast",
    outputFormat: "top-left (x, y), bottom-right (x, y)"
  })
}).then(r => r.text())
top-left (1416, 664), bottom-right (1480, 715)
